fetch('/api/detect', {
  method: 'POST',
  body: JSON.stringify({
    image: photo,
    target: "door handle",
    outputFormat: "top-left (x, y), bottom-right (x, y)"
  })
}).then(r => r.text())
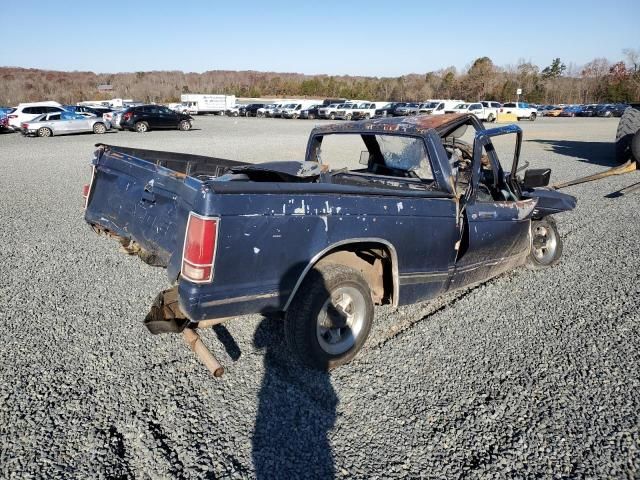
top-left (141, 182), bottom-right (156, 203)
top-left (477, 211), bottom-right (497, 219)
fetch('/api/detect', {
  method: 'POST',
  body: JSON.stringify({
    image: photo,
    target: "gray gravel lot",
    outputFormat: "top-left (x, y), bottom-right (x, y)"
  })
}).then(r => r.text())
top-left (0, 116), bottom-right (638, 479)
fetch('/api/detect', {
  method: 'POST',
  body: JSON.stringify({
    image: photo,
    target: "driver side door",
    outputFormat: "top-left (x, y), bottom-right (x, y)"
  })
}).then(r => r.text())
top-left (452, 128), bottom-right (535, 289)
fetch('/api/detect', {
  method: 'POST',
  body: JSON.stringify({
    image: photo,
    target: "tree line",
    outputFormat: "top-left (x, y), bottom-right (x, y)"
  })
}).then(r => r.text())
top-left (2, 51), bottom-right (639, 106)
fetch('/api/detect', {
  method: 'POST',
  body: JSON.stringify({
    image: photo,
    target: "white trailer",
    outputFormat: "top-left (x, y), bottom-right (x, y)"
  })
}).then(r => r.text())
top-left (180, 94), bottom-right (236, 115)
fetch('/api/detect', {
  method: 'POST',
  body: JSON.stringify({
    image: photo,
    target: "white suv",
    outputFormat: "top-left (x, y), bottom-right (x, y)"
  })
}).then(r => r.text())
top-left (8, 102), bottom-right (68, 130)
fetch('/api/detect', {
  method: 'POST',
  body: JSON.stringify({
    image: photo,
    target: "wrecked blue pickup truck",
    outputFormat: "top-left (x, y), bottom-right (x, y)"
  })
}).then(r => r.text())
top-left (84, 113), bottom-right (576, 374)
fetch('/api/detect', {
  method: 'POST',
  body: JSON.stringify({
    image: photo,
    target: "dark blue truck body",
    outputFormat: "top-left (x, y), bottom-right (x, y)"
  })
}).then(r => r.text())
top-left (84, 114), bottom-right (576, 338)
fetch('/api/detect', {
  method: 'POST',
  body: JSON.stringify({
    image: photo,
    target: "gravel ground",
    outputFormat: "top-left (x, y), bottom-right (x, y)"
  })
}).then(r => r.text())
top-left (0, 116), bottom-right (638, 479)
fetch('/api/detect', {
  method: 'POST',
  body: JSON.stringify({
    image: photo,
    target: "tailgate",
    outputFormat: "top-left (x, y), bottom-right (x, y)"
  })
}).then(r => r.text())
top-left (84, 145), bottom-right (245, 281)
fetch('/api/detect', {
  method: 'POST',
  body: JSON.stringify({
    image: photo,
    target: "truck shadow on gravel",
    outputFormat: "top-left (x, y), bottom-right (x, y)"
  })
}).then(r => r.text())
top-left (527, 139), bottom-right (617, 167)
top-left (251, 314), bottom-right (338, 479)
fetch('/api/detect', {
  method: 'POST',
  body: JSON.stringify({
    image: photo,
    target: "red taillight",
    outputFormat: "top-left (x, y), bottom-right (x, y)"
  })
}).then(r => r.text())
top-left (123, 112), bottom-right (132, 121)
top-left (181, 213), bottom-right (218, 283)
top-left (21, 123), bottom-right (28, 129)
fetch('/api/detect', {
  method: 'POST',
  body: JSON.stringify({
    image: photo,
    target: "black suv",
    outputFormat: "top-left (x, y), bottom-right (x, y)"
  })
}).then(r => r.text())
top-left (375, 102), bottom-right (404, 117)
top-left (240, 103), bottom-right (266, 117)
top-left (121, 105), bottom-right (193, 132)
top-left (300, 105), bottom-right (322, 119)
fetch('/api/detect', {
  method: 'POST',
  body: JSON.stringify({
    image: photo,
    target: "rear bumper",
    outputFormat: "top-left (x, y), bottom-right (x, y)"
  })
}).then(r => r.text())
top-left (178, 280), bottom-right (285, 321)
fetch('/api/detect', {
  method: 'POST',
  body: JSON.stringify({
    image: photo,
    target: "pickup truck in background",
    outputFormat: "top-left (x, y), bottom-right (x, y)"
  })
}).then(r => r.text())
top-left (446, 102), bottom-right (499, 122)
top-left (500, 102), bottom-right (538, 121)
top-left (350, 102), bottom-right (378, 120)
top-left (335, 103), bottom-right (361, 120)
top-left (83, 114), bottom-right (576, 374)
top-left (318, 103), bottom-right (346, 120)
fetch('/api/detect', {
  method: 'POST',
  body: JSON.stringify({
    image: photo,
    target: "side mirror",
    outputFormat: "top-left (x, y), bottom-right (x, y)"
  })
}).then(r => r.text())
top-left (523, 168), bottom-right (551, 189)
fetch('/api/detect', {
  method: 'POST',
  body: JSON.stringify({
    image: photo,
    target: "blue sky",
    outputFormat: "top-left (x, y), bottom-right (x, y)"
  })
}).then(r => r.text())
top-left (1, 0), bottom-right (638, 76)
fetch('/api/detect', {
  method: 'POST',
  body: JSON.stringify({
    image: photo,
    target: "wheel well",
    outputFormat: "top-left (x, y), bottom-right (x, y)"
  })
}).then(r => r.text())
top-left (313, 242), bottom-right (396, 306)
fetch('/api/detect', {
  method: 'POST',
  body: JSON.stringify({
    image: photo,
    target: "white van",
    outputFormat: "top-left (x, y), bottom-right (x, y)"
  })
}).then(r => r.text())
top-left (8, 101), bottom-right (67, 130)
top-left (420, 100), bottom-right (465, 115)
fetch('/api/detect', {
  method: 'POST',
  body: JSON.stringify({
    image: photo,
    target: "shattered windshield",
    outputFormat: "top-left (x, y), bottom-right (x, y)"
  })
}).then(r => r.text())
top-left (375, 135), bottom-right (433, 180)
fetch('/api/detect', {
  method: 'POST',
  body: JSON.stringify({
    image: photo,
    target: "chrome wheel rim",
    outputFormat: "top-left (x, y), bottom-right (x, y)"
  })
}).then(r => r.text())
top-left (532, 223), bottom-right (558, 264)
top-left (137, 123), bottom-right (147, 132)
top-left (316, 286), bottom-right (366, 355)
top-left (39, 128), bottom-right (51, 137)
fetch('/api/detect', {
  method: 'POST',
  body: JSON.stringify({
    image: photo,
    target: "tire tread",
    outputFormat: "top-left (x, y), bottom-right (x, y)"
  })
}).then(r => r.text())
top-left (615, 108), bottom-right (640, 163)
top-left (285, 263), bottom-right (373, 370)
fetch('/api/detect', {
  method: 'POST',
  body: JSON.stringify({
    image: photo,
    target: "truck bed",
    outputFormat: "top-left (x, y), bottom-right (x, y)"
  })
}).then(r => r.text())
top-left (98, 144), bottom-right (248, 179)
top-left (86, 145), bottom-right (247, 277)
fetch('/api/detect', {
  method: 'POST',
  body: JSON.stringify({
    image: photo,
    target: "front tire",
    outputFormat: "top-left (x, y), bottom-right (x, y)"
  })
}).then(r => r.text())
top-left (285, 264), bottom-right (374, 371)
top-left (37, 127), bottom-right (52, 137)
top-left (329, 113), bottom-right (336, 120)
top-left (178, 119), bottom-right (191, 131)
top-left (527, 217), bottom-right (563, 269)
top-left (487, 113), bottom-right (495, 122)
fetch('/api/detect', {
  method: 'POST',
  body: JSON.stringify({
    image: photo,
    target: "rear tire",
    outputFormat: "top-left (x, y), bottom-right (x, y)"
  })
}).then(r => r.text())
top-left (329, 113), bottom-right (336, 120)
top-left (93, 122), bottom-right (106, 134)
top-left (135, 121), bottom-right (149, 133)
top-left (487, 113), bottom-right (495, 122)
top-left (527, 217), bottom-right (563, 269)
top-left (529, 113), bottom-right (537, 121)
top-left (37, 127), bottom-right (52, 137)
top-left (285, 263), bottom-right (374, 371)
top-left (308, 113), bottom-right (316, 120)
top-left (615, 107), bottom-right (640, 163)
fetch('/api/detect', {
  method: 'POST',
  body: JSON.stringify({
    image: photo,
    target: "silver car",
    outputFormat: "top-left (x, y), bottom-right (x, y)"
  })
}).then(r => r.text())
top-left (22, 112), bottom-right (111, 137)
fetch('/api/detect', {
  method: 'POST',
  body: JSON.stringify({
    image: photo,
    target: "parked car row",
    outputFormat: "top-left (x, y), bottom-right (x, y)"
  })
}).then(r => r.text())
top-left (535, 103), bottom-right (629, 118)
top-left (232, 99), bottom-right (502, 121)
top-left (1, 101), bottom-right (194, 137)
top-left (3, 97), bottom-right (628, 138)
